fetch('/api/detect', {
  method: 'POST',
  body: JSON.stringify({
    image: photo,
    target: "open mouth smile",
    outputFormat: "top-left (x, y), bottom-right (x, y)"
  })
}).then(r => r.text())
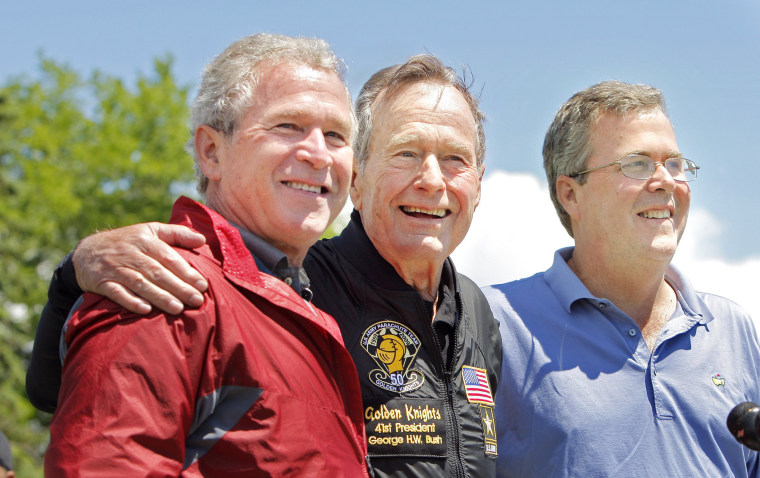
top-left (638, 210), bottom-right (671, 219)
top-left (284, 181), bottom-right (328, 194)
top-left (400, 206), bottom-right (450, 218)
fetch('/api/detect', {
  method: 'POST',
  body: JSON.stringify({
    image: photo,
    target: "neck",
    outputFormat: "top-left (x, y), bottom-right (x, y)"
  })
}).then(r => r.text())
top-left (384, 255), bottom-right (443, 302)
top-left (205, 195), bottom-right (308, 267)
top-left (568, 245), bottom-right (676, 330)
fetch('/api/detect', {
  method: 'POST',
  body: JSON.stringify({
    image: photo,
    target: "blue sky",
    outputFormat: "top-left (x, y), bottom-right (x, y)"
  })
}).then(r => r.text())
top-left (4, 1), bottom-right (759, 319)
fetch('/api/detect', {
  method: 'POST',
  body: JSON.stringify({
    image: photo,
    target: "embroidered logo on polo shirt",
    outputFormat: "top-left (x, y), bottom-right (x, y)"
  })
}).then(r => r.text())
top-left (712, 373), bottom-right (726, 387)
top-left (362, 321), bottom-right (424, 393)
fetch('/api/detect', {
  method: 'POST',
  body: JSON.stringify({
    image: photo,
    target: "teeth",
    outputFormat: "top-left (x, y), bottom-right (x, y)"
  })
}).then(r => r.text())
top-left (285, 181), bottom-right (322, 194)
top-left (402, 206), bottom-right (447, 217)
top-left (640, 210), bottom-right (671, 219)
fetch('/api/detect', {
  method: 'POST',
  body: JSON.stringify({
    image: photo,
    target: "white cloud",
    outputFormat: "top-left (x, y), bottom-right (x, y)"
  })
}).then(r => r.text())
top-left (674, 208), bottom-right (760, 325)
top-left (451, 170), bottom-right (760, 328)
top-left (452, 170), bottom-right (572, 285)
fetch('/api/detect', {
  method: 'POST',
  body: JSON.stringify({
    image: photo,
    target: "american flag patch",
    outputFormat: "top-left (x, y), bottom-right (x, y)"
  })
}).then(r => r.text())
top-left (461, 365), bottom-right (493, 405)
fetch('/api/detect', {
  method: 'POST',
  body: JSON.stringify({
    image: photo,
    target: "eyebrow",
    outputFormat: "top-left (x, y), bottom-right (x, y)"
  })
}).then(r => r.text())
top-left (627, 150), bottom-right (683, 159)
top-left (274, 107), bottom-right (352, 133)
top-left (385, 133), bottom-right (422, 150)
top-left (386, 133), bottom-right (475, 159)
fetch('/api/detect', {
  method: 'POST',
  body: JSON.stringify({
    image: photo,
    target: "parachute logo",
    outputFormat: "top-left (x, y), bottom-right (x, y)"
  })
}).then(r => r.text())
top-left (361, 320), bottom-right (424, 393)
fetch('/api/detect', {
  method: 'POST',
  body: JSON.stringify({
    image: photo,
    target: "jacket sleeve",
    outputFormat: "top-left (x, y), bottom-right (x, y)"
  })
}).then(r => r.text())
top-left (44, 292), bottom-right (208, 476)
top-left (26, 250), bottom-right (83, 413)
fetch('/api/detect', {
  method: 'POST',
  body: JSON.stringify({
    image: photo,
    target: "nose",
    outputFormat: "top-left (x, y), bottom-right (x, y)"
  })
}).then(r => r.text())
top-left (415, 154), bottom-right (446, 192)
top-left (648, 161), bottom-right (677, 192)
top-left (295, 128), bottom-right (332, 169)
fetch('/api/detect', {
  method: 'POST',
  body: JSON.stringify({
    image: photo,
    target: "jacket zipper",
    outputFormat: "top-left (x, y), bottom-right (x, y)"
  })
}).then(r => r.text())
top-left (428, 299), bottom-right (466, 478)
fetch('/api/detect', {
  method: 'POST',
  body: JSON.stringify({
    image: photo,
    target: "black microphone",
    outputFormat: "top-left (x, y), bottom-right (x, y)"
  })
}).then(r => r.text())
top-left (727, 402), bottom-right (760, 451)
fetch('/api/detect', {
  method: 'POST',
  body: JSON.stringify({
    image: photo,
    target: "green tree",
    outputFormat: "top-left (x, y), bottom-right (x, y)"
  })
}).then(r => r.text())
top-left (0, 55), bottom-right (193, 476)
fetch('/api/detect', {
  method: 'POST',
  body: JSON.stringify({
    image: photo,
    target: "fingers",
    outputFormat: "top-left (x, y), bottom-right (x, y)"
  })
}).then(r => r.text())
top-left (94, 281), bottom-right (154, 315)
top-left (72, 223), bottom-right (208, 315)
top-left (148, 223), bottom-right (209, 293)
top-left (152, 223), bottom-right (207, 250)
top-left (125, 250), bottom-right (205, 312)
top-left (95, 270), bottom-right (188, 316)
top-left (132, 231), bottom-right (207, 308)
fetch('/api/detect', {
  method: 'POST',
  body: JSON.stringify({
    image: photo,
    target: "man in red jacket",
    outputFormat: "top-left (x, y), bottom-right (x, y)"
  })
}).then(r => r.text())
top-left (44, 33), bottom-right (369, 477)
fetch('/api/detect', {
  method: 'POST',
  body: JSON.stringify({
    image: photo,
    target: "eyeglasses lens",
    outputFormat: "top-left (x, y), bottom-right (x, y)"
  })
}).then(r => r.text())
top-left (620, 156), bottom-right (697, 181)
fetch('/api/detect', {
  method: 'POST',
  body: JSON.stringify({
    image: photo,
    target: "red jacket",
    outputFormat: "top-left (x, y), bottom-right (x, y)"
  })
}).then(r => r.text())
top-left (46, 197), bottom-right (369, 477)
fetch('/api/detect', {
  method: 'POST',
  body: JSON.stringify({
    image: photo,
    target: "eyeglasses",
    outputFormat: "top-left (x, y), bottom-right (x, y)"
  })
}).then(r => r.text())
top-left (571, 154), bottom-right (700, 182)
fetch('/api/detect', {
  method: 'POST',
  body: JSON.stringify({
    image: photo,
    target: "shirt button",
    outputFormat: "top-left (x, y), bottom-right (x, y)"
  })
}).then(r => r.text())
top-left (284, 277), bottom-right (293, 285)
top-left (628, 329), bottom-right (637, 337)
top-left (598, 302), bottom-right (607, 309)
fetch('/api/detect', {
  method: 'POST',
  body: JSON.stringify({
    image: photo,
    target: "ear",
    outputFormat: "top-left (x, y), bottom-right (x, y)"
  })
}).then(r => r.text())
top-left (349, 162), bottom-right (363, 210)
top-left (555, 175), bottom-right (580, 221)
top-left (195, 124), bottom-right (226, 182)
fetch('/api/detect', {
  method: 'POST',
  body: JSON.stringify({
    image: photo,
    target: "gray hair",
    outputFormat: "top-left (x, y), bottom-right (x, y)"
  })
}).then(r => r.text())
top-left (543, 80), bottom-right (668, 236)
top-left (188, 33), bottom-right (352, 195)
top-left (354, 54), bottom-right (486, 171)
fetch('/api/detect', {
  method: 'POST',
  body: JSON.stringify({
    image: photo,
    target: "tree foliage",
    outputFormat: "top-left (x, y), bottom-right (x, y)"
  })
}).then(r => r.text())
top-left (0, 55), bottom-right (193, 476)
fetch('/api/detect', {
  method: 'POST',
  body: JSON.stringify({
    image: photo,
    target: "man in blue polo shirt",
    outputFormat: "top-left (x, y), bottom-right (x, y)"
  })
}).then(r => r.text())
top-left (484, 80), bottom-right (760, 477)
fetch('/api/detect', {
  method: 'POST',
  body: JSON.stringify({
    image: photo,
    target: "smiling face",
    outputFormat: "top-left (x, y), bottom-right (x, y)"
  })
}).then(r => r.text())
top-left (198, 62), bottom-right (353, 264)
top-left (351, 81), bottom-right (483, 272)
top-left (568, 109), bottom-right (690, 265)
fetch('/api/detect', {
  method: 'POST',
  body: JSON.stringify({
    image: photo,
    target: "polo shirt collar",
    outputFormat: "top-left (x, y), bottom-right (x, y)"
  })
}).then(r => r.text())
top-left (544, 247), bottom-right (592, 313)
top-left (545, 247), bottom-right (711, 325)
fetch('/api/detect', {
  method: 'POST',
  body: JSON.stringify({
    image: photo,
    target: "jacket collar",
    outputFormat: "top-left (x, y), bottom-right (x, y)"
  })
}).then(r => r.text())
top-left (332, 209), bottom-right (458, 296)
top-left (170, 196), bottom-right (344, 341)
top-left (170, 196), bottom-right (263, 286)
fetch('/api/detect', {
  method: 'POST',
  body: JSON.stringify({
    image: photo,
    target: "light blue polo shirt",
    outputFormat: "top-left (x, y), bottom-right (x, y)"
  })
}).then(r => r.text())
top-left (484, 247), bottom-right (760, 477)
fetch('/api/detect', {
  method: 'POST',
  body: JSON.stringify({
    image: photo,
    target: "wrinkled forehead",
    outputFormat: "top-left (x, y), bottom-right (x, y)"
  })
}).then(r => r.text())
top-left (587, 108), bottom-right (679, 159)
top-left (257, 61), bottom-right (351, 100)
top-left (590, 106), bottom-right (670, 134)
top-left (248, 61), bottom-right (354, 129)
top-left (373, 80), bottom-right (450, 116)
top-left (372, 81), bottom-right (478, 142)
